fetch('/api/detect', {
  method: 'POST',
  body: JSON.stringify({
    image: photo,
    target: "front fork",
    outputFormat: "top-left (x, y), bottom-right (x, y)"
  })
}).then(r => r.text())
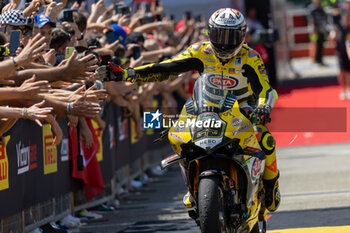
top-left (179, 161), bottom-right (241, 223)
top-left (179, 163), bottom-right (188, 187)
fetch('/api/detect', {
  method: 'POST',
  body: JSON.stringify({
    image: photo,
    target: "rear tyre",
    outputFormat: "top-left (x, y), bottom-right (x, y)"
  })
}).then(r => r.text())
top-left (198, 176), bottom-right (221, 233)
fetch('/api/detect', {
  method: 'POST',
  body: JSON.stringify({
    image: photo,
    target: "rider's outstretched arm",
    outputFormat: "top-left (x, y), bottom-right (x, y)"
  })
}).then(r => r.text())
top-left (123, 43), bottom-right (204, 83)
top-left (130, 57), bottom-right (204, 82)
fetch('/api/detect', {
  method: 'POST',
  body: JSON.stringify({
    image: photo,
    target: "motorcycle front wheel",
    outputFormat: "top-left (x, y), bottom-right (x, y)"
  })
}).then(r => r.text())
top-left (198, 176), bottom-right (221, 233)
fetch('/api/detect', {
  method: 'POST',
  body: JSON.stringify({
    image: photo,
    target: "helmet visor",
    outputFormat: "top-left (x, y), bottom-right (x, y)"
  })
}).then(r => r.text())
top-left (208, 26), bottom-right (245, 48)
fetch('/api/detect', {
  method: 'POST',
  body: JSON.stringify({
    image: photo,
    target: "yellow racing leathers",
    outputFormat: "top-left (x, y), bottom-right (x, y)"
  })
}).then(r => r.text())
top-left (127, 41), bottom-right (280, 211)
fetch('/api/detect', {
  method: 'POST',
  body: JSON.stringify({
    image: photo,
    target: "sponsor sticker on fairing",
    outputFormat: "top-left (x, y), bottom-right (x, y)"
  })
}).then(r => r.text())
top-left (208, 75), bottom-right (238, 88)
top-left (204, 58), bottom-right (215, 63)
top-left (192, 43), bottom-right (201, 51)
top-left (231, 118), bottom-right (243, 127)
top-left (169, 132), bottom-right (184, 142)
top-left (232, 123), bottom-right (251, 136)
top-left (205, 65), bottom-right (216, 71)
top-left (203, 47), bottom-right (212, 55)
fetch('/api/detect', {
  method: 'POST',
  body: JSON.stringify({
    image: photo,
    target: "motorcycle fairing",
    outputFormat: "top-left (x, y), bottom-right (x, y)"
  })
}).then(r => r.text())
top-left (192, 112), bottom-right (227, 150)
top-left (166, 74), bottom-right (266, 233)
top-left (160, 154), bottom-right (182, 170)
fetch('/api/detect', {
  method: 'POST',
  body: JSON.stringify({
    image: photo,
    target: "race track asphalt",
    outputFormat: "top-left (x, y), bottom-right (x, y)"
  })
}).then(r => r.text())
top-left (73, 144), bottom-right (350, 233)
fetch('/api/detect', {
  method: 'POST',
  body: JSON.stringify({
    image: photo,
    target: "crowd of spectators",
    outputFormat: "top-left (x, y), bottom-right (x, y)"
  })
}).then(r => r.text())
top-left (0, 0), bottom-right (209, 231)
top-left (0, 0), bottom-right (207, 146)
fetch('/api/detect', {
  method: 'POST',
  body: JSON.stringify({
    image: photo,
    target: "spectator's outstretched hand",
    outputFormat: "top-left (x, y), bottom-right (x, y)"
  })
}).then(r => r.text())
top-left (70, 1), bottom-right (81, 10)
top-left (118, 14), bottom-right (131, 27)
top-left (72, 92), bottom-right (102, 118)
top-left (24, 100), bottom-right (53, 126)
top-left (125, 43), bottom-right (139, 57)
top-left (68, 115), bottom-right (78, 128)
top-left (63, 51), bottom-right (98, 82)
top-left (2, 0), bottom-right (21, 13)
top-left (62, 21), bottom-right (81, 39)
top-left (129, 56), bottom-right (144, 68)
top-left (17, 75), bottom-right (50, 99)
top-left (68, 84), bottom-right (107, 103)
top-left (96, 40), bottom-right (119, 57)
top-left (16, 34), bottom-right (46, 67)
top-left (44, 114), bottom-right (62, 146)
top-left (163, 46), bottom-right (176, 55)
top-left (88, 23), bottom-right (113, 34)
top-left (0, 79), bottom-right (15, 85)
top-left (79, 118), bottom-right (93, 148)
top-left (24, 0), bottom-right (46, 15)
top-left (85, 84), bottom-right (108, 103)
top-left (91, 0), bottom-right (106, 18)
top-left (45, 2), bottom-right (64, 22)
top-left (42, 49), bottom-right (56, 66)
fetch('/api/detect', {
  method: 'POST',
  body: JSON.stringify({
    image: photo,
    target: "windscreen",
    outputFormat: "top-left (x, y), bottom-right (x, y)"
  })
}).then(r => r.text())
top-left (193, 73), bottom-right (230, 113)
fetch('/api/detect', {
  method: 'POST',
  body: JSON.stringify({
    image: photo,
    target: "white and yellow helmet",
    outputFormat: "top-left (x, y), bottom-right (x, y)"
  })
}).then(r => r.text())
top-left (208, 8), bottom-right (247, 60)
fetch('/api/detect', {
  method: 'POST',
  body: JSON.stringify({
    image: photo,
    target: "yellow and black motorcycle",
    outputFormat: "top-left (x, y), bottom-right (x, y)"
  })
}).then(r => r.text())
top-left (158, 74), bottom-right (268, 233)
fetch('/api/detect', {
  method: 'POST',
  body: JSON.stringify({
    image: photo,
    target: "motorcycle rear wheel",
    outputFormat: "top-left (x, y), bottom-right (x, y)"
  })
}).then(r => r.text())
top-left (198, 176), bottom-right (221, 233)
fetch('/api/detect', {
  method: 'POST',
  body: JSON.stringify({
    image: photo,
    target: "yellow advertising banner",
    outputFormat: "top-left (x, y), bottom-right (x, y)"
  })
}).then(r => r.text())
top-left (0, 136), bottom-right (10, 191)
top-left (91, 120), bottom-right (103, 162)
top-left (42, 124), bottom-right (57, 175)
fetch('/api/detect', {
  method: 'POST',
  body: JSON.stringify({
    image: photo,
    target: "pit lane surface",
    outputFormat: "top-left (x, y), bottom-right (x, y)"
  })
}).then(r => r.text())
top-left (76, 144), bottom-right (350, 233)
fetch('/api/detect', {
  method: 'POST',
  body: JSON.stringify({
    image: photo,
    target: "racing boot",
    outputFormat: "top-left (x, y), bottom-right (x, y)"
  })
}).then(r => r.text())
top-left (255, 125), bottom-right (280, 212)
top-left (263, 171), bottom-right (280, 212)
top-left (183, 191), bottom-right (195, 208)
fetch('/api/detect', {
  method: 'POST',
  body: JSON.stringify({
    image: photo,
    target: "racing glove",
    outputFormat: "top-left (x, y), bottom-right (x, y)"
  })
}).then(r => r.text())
top-left (109, 62), bottom-right (136, 82)
top-left (252, 104), bottom-right (271, 125)
top-left (96, 62), bottom-right (136, 82)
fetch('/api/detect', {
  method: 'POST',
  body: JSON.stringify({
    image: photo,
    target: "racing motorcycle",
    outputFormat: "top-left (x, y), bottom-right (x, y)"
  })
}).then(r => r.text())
top-left (156, 74), bottom-right (268, 233)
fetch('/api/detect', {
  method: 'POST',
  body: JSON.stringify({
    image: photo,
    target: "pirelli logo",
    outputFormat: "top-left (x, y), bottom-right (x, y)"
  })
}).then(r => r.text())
top-left (0, 136), bottom-right (10, 191)
top-left (42, 124), bottom-right (57, 175)
top-left (91, 120), bottom-right (103, 162)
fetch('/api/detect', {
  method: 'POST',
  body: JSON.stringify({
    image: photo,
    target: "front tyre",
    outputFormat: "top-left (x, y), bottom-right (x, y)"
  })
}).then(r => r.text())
top-left (198, 176), bottom-right (221, 233)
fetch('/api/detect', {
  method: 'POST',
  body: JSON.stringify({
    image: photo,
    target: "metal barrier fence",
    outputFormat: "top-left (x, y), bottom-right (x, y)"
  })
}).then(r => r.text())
top-left (0, 101), bottom-right (170, 233)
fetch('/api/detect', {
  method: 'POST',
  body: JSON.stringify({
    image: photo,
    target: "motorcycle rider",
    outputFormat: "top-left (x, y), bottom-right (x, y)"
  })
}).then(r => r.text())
top-left (112, 8), bottom-right (280, 212)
